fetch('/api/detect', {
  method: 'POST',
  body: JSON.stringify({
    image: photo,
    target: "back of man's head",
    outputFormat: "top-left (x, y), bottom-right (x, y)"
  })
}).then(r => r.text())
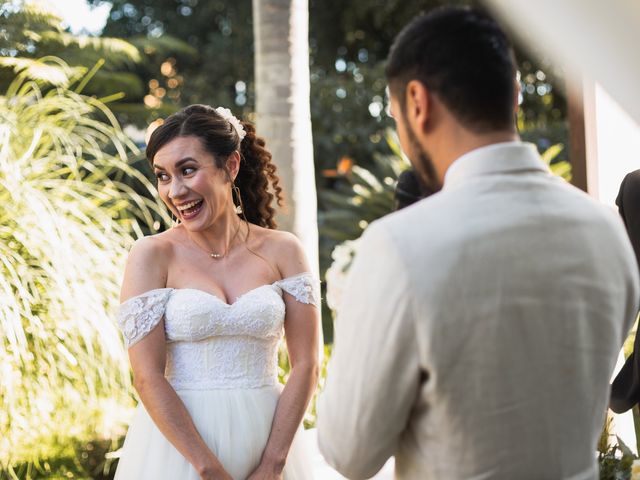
top-left (386, 7), bottom-right (516, 133)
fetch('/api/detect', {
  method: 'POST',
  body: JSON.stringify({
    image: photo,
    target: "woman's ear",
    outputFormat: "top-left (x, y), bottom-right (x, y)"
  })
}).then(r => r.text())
top-left (227, 151), bottom-right (241, 181)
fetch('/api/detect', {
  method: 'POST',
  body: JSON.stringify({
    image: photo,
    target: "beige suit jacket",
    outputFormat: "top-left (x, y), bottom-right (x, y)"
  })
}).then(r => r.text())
top-left (317, 142), bottom-right (639, 480)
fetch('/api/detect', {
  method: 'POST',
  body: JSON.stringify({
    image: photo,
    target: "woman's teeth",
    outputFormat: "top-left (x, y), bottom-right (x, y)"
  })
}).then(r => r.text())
top-left (177, 200), bottom-right (203, 218)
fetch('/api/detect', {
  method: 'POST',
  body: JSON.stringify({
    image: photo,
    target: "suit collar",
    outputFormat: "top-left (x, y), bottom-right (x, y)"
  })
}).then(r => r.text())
top-left (443, 142), bottom-right (549, 190)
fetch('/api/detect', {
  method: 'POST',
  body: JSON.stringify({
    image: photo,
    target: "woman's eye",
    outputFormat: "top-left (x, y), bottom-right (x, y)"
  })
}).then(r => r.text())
top-left (155, 172), bottom-right (169, 181)
top-left (183, 167), bottom-right (196, 175)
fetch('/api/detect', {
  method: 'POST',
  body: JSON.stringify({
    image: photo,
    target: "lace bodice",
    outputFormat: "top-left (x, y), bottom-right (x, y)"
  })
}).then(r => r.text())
top-left (117, 273), bottom-right (320, 389)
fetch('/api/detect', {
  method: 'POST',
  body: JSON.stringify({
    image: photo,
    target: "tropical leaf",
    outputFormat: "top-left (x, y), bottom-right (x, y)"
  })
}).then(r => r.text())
top-left (131, 34), bottom-right (199, 59)
top-left (541, 143), bottom-right (572, 182)
top-left (550, 160), bottom-right (572, 181)
top-left (0, 1), bottom-right (146, 104)
top-left (541, 143), bottom-right (564, 164)
top-left (36, 31), bottom-right (142, 67)
top-left (0, 2), bottom-right (63, 36)
top-left (1, 2), bottom-right (202, 126)
top-left (0, 56), bottom-right (84, 86)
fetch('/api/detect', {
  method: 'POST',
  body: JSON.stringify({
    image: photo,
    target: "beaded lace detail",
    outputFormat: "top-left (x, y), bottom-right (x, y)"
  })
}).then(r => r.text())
top-left (116, 273), bottom-right (319, 389)
top-left (117, 288), bottom-right (173, 348)
top-left (274, 272), bottom-right (320, 306)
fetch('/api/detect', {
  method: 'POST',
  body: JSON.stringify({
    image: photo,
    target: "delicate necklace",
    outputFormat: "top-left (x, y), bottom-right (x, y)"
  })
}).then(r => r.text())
top-left (191, 221), bottom-right (243, 260)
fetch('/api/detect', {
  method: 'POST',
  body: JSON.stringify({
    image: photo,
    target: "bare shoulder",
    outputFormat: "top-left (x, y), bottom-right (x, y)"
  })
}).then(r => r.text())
top-left (250, 226), bottom-right (309, 279)
top-left (128, 228), bottom-right (177, 262)
top-left (121, 230), bottom-right (175, 302)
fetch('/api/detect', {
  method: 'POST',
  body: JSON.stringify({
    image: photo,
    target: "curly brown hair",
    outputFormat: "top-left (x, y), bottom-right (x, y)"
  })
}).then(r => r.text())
top-left (145, 104), bottom-right (284, 229)
top-left (237, 121), bottom-right (284, 228)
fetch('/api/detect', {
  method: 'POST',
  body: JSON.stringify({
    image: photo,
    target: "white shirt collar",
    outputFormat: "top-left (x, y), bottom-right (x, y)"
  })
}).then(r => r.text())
top-left (443, 142), bottom-right (549, 190)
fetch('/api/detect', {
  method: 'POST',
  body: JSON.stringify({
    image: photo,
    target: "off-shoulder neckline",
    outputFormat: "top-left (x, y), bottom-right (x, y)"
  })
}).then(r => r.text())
top-left (119, 271), bottom-right (315, 308)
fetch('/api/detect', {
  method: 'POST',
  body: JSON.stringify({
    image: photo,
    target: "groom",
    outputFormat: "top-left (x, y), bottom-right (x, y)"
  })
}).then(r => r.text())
top-left (317, 6), bottom-right (639, 480)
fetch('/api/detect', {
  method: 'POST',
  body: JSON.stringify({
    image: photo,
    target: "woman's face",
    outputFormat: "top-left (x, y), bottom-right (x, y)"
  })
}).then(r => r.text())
top-left (152, 135), bottom-right (238, 230)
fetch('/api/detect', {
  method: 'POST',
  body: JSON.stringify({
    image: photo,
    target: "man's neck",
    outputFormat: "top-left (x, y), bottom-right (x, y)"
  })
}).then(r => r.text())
top-left (432, 128), bottom-right (520, 184)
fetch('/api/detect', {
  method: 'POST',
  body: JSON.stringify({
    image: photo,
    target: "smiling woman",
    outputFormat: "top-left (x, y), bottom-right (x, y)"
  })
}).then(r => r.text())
top-left (146, 104), bottom-right (283, 230)
top-left (153, 137), bottom-right (238, 229)
top-left (113, 105), bottom-right (320, 480)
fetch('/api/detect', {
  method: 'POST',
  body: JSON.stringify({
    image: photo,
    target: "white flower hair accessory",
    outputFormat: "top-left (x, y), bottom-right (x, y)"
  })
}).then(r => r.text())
top-left (214, 106), bottom-right (246, 142)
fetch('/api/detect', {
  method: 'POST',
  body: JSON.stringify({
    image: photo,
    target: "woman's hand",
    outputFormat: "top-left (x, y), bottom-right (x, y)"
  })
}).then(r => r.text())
top-left (246, 462), bottom-right (284, 480)
top-left (198, 463), bottom-right (234, 480)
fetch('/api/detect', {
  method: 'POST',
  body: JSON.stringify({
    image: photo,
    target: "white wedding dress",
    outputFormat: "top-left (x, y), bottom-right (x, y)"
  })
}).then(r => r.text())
top-left (114, 273), bottom-right (318, 480)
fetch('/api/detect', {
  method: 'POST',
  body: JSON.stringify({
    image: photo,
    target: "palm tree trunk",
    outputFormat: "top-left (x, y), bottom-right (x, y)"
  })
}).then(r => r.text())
top-left (252, 0), bottom-right (319, 276)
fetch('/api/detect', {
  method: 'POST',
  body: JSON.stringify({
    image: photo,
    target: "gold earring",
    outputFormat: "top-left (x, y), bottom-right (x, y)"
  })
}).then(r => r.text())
top-left (232, 184), bottom-right (244, 215)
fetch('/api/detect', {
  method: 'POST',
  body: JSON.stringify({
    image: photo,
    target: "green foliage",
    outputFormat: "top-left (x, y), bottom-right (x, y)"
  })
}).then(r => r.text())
top-left (0, 1), bottom-right (194, 123)
top-left (2, 437), bottom-right (123, 480)
top-left (0, 61), bottom-right (168, 473)
top-left (278, 343), bottom-right (332, 429)
top-left (598, 415), bottom-right (637, 480)
top-left (89, 0), bottom-right (253, 123)
top-left (0, 56), bottom-right (84, 86)
top-left (129, 34), bottom-right (199, 59)
top-left (318, 131), bottom-right (408, 273)
top-left (1, 1), bottom-right (139, 72)
top-left (33, 30), bottom-right (141, 69)
top-left (0, 1), bottom-right (63, 52)
top-left (543, 144), bottom-right (572, 182)
top-left (307, 0), bottom-right (569, 173)
top-left (598, 441), bottom-right (634, 480)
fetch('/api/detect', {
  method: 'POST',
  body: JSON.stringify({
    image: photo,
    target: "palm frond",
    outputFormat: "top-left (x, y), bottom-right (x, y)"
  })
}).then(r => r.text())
top-left (36, 31), bottom-right (142, 68)
top-left (2, 2), bottom-right (63, 32)
top-left (131, 34), bottom-right (199, 59)
top-left (0, 1), bottom-right (63, 52)
top-left (0, 56), bottom-right (84, 86)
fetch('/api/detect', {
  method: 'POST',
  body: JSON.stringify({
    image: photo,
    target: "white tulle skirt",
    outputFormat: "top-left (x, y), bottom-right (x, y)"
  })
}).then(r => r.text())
top-left (114, 385), bottom-right (312, 480)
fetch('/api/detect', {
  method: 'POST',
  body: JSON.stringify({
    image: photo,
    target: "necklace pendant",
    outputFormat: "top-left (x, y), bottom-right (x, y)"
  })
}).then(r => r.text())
top-left (210, 253), bottom-right (222, 259)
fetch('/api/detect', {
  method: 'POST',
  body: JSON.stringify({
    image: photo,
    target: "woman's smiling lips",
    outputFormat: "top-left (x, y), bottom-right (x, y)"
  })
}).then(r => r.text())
top-left (175, 199), bottom-right (204, 220)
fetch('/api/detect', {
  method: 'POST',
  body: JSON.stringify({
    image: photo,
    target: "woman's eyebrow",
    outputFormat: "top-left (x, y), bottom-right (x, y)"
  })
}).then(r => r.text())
top-left (153, 157), bottom-right (197, 170)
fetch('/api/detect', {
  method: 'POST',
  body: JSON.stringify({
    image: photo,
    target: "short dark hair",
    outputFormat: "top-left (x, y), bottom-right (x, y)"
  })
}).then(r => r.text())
top-left (386, 6), bottom-right (516, 133)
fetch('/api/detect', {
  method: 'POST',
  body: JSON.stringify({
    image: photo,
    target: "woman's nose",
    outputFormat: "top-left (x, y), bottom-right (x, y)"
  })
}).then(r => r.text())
top-left (169, 178), bottom-right (188, 199)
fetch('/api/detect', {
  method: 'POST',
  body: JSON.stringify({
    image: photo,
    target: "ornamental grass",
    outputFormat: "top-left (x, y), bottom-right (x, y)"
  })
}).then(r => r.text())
top-left (0, 58), bottom-right (168, 474)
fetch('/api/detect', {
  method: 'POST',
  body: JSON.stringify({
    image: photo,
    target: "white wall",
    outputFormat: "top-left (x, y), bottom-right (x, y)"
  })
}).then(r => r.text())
top-left (584, 82), bottom-right (640, 205)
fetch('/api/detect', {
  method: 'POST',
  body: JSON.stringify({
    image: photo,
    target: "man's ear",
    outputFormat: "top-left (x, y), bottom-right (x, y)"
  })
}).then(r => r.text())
top-left (405, 80), bottom-right (430, 133)
top-left (513, 77), bottom-right (521, 114)
top-left (227, 151), bottom-right (241, 181)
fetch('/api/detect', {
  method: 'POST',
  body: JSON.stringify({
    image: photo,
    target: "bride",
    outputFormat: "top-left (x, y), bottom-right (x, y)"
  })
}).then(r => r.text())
top-left (114, 104), bottom-right (320, 479)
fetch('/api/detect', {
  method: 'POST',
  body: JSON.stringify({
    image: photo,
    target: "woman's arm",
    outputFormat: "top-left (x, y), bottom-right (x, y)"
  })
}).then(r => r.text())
top-left (122, 238), bottom-right (232, 480)
top-left (249, 234), bottom-right (321, 478)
